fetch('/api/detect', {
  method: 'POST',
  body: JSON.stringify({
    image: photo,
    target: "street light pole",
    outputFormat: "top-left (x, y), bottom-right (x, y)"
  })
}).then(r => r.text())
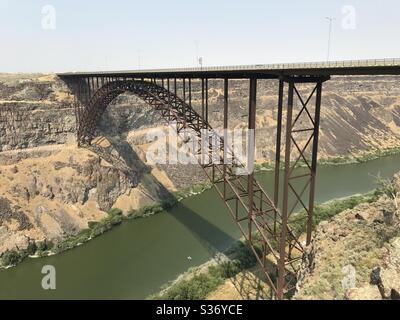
top-left (326, 17), bottom-right (335, 62)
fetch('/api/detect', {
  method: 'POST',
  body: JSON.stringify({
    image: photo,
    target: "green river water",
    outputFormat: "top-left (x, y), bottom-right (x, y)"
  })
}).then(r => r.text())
top-left (0, 154), bottom-right (399, 299)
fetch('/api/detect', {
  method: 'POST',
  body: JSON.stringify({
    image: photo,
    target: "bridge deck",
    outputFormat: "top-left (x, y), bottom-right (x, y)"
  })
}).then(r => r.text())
top-left (58, 58), bottom-right (400, 78)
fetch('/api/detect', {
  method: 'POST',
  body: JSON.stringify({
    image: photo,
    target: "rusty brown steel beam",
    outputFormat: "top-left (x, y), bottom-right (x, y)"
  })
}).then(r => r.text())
top-left (189, 78), bottom-right (192, 108)
top-left (277, 80), bottom-right (294, 299)
top-left (201, 78), bottom-right (205, 125)
top-left (183, 78), bottom-right (187, 130)
top-left (307, 81), bottom-right (322, 245)
top-left (247, 77), bottom-right (257, 243)
top-left (205, 78), bottom-right (209, 124)
top-left (223, 78), bottom-right (229, 199)
top-left (274, 79), bottom-right (284, 233)
top-left (167, 78), bottom-right (171, 121)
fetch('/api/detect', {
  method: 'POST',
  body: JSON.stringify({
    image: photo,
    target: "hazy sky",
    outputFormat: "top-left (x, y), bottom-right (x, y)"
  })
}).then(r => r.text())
top-left (0, 0), bottom-right (399, 72)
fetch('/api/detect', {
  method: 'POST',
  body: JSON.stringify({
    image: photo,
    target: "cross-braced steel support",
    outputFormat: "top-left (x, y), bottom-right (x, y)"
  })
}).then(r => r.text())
top-left (275, 76), bottom-right (329, 298)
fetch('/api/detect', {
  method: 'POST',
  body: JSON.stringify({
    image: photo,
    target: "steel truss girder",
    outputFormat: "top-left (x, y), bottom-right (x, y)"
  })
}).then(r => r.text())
top-left (69, 74), bottom-right (329, 299)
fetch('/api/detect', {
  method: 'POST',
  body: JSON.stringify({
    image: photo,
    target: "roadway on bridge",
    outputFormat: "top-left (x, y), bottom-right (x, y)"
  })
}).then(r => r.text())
top-left (58, 58), bottom-right (400, 78)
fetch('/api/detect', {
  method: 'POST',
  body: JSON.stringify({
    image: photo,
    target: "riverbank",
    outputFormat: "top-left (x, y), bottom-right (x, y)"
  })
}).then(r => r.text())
top-left (149, 192), bottom-right (378, 300)
top-left (255, 147), bottom-right (400, 172)
top-left (1, 148), bottom-right (398, 270)
top-left (318, 147), bottom-right (400, 166)
top-left (0, 149), bottom-right (400, 269)
top-left (0, 180), bottom-right (213, 269)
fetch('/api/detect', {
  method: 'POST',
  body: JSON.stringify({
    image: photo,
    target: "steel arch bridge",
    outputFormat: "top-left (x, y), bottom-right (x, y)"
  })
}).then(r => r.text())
top-left (58, 58), bottom-right (400, 299)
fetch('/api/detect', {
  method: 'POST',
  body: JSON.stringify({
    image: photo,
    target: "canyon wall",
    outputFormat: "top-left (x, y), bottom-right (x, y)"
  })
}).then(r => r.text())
top-left (2, 74), bottom-right (400, 158)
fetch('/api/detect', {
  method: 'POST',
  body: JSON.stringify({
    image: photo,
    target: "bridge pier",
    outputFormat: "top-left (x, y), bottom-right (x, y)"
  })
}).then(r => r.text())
top-left (275, 75), bottom-right (329, 299)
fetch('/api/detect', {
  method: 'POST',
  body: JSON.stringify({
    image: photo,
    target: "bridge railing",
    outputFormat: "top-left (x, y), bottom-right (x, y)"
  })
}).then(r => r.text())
top-left (58, 58), bottom-right (400, 78)
top-left (152, 58), bottom-right (400, 73)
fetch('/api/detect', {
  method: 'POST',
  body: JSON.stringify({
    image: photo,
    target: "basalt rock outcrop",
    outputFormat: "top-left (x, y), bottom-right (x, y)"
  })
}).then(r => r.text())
top-left (0, 74), bottom-right (75, 151)
top-left (295, 173), bottom-right (400, 300)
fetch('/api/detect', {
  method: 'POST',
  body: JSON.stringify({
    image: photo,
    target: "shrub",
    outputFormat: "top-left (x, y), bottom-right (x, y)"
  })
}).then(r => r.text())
top-left (218, 261), bottom-right (243, 278)
top-left (36, 241), bottom-right (47, 252)
top-left (26, 242), bottom-right (37, 256)
top-left (1, 250), bottom-right (24, 266)
top-left (160, 197), bottom-right (178, 210)
top-left (161, 273), bottom-right (224, 300)
top-left (128, 201), bottom-right (175, 220)
top-left (52, 241), bottom-right (73, 254)
top-left (289, 193), bottom-right (375, 234)
top-left (90, 223), bottom-right (109, 238)
top-left (375, 174), bottom-right (399, 200)
top-left (46, 241), bottom-right (54, 250)
top-left (88, 221), bottom-right (99, 229)
top-left (107, 208), bottom-right (123, 216)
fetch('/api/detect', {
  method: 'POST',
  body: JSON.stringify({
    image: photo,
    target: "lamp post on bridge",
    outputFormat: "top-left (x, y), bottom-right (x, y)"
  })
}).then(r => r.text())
top-left (326, 16), bottom-right (336, 62)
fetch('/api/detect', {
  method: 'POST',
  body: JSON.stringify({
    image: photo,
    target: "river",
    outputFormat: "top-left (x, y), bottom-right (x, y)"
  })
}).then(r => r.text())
top-left (0, 154), bottom-right (399, 299)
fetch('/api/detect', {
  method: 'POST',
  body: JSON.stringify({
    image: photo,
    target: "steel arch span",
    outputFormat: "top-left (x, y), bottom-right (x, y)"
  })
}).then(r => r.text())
top-left (63, 75), bottom-right (328, 299)
top-left (76, 79), bottom-right (205, 145)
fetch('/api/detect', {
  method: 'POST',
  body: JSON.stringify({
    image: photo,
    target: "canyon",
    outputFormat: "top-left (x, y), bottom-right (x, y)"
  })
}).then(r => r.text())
top-left (0, 73), bottom-right (400, 260)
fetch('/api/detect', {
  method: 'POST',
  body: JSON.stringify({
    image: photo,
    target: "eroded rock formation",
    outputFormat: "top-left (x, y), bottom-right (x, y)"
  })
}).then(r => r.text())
top-left (295, 173), bottom-right (400, 300)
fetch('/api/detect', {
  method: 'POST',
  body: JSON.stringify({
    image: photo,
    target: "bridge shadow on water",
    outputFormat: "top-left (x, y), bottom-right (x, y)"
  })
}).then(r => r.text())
top-left (89, 134), bottom-right (283, 300)
top-left (162, 198), bottom-right (281, 300)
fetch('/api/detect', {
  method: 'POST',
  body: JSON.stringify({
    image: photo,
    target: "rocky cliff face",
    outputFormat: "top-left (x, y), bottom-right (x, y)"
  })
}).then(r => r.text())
top-left (0, 147), bottom-right (126, 252)
top-left (0, 143), bottom-right (171, 255)
top-left (0, 74), bottom-right (75, 151)
top-left (0, 74), bottom-right (173, 254)
top-left (295, 173), bottom-right (400, 300)
top-left (2, 74), bottom-right (400, 162)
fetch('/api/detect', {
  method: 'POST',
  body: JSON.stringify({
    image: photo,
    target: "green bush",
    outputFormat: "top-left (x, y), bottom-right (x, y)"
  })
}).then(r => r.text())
top-left (26, 242), bottom-right (37, 256)
top-left (375, 174), bottom-right (399, 200)
top-left (107, 208), bottom-right (123, 216)
top-left (90, 223), bottom-right (109, 238)
top-left (218, 261), bottom-right (243, 278)
top-left (36, 241), bottom-right (47, 252)
top-left (128, 200), bottom-right (178, 220)
top-left (160, 197), bottom-right (178, 210)
top-left (88, 221), bottom-right (99, 229)
top-left (1, 250), bottom-right (24, 266)
top-left (160, 273), bottom-right (224, 300)
top-left (289, 193), bottom-right (375, 235)
top-left (36, 240), bottom-right (54, 255)
top-left (49, 208), bottom-right (125, 255)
